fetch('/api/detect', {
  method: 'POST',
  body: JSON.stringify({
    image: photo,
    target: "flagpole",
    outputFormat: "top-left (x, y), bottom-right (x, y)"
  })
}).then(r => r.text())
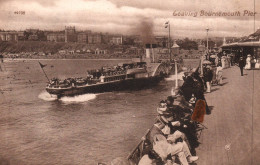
top-left (175, 59), bottom-right (178, 88)
top-left (38, 61), bottom-right (50, 83)
top-left (169, 23), bottom-right (171, 62)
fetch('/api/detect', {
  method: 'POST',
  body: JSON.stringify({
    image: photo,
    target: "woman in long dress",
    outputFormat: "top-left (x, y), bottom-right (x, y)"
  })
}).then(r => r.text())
top-left (221, 56), bottom-right (226, 69)
top-left (245, 54), bottom-right (251, 70)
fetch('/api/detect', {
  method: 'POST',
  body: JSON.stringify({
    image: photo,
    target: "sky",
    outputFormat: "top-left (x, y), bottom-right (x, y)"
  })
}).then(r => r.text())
top-left (0, 0), bottom-right (259, 39)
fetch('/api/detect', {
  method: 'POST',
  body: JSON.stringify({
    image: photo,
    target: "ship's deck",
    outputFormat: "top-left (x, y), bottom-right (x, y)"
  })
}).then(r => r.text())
top-left (196, 66), bottom-right (260, 165)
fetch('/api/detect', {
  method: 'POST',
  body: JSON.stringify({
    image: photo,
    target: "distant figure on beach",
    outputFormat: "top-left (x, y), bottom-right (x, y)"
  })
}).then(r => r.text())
top-left (238, 57), bottom-right (245, 76)
top-left (245, 54), bottom-right (251, 70)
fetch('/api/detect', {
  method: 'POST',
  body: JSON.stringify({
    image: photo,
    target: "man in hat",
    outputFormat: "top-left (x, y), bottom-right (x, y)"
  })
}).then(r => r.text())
top-left (166, 95), bottom-right (192, 119)
top-left (203, 65), bottom-right (213, 93)
top-left (190, 70), bottom-right (211, 114)
top-left (158, 98), bottom-right (200, 151)
top-left (238, 57), bottom-right (245, 76)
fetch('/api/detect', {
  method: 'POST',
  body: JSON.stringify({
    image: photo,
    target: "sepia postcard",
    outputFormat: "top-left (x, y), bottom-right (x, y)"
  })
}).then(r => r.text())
top-left (0, 0), bottom-right (259, 165)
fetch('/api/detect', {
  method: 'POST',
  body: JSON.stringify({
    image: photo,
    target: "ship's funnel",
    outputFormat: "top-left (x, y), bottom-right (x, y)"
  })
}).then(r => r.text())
top-left (145, 44), bottom-right (151, 58)
top-left (145, 44), bottom-right (157, 63)
top-left (145, 44), bottom-right (157, 59)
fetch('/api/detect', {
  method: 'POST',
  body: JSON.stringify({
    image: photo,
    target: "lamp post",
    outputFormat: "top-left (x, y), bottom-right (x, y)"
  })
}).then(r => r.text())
top-left (206, 28), bottom-right (209, 54)
top-left (165, 21), bottom-right (171, 62)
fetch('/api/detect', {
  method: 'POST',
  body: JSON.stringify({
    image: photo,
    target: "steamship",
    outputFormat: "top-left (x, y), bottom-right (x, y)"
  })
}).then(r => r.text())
top-left (45, 44), bottom-right (171, 97)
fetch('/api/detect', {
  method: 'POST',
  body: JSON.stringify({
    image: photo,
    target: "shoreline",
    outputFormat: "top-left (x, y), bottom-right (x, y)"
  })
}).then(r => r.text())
top-left (3, 58), bottom-right (133, 61)
top-left (3, 57), bottom-right (199, 61)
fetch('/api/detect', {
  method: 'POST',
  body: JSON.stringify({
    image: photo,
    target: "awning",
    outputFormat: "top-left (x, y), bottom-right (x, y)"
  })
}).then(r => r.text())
top-left (221, 41), bottom-right (260, 48)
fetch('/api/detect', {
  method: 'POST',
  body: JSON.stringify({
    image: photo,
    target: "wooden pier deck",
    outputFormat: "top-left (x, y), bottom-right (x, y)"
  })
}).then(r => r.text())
top-left (196, 66), bottom-right (260, 165)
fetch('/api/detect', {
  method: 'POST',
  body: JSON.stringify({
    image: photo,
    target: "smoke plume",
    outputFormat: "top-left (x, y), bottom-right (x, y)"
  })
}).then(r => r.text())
top-left (133, 18), bottom-right (155, 44)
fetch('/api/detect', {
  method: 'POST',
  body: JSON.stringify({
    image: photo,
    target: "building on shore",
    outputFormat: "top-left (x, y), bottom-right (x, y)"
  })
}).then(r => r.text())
top-left (171, 40), bottom-right (180, 55)
top-left (77, 33), bottom-right (88, 43)
top-left (221, 30), bottom-right (260, 66)
top-left (65, 26), bottom-right (77, 42)
top-left (28, 34), bottom-right (38, 41)
top-left (25, 29), bottom-right (39, 34)
top-left (198, 43), bottom-right (206, 52)
top-left (47, 33), bottom-right (65, 42)
top-left (126, 47), bottom-right (144, 56)
top-left (111, 35), bottom-right (123, 45)
top-left (102, 33), bottom-right (110, 44)
top-left (92, 33), bottom-right (102, 44)
top-left (221, 41), bottom-right (260, 59)
top-left (247, 28), bottom-right (260, 41)
top-left (87, 33), bottom-right (102, 44)
top-left (0, 32), bottom-right (18, 42)
top-left (95, 48), bottom-right (108, 55)
top-left (155, 36), bottom-right (168, 47)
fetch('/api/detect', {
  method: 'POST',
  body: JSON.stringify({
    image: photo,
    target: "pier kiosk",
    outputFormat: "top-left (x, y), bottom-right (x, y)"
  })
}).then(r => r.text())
top-left (221, 41), bottom-right (260, 69)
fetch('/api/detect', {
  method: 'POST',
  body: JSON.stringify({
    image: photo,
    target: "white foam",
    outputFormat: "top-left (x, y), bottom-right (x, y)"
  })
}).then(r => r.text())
top-left (165, 71), bottom-right (185, 81)
top-left (60, 94), bottom-right (96, 103)
top-left (38, 91), bottom-right (57, 101)
top-left (38, 91), bottom-right (96, 103)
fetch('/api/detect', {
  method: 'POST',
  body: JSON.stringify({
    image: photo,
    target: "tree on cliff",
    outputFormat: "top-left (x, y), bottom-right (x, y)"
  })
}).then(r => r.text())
top-left (177, 38), bottom-right (198, 50)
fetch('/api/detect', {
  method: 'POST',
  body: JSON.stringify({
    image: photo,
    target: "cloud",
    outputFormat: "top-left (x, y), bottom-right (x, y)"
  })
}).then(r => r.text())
top-left (0, 0), bottom-right (58, 7)
top-left (107, 0), bottom-right (257, 12)
top-left (0, 0), bottom-right (259, 38)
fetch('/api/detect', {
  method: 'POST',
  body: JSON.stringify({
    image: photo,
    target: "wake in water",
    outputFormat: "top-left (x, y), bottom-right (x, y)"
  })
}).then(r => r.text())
top-left (38, 91), bottom-right (96, 103)
top-left (38, 91), bottom-right (57, 101)
top-left (165, 71), bottom-right (185, 81)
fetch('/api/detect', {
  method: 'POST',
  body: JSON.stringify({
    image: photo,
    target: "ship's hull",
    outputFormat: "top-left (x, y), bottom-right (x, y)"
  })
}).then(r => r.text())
top-left (46, 76), bottom-right (164, 97)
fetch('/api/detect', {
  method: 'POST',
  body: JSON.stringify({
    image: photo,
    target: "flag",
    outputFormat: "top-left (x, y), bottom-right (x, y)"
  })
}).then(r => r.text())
top-left (165, 21), bottom-right (169, 28)
top-left (39, 61), bottom-right (47, 68)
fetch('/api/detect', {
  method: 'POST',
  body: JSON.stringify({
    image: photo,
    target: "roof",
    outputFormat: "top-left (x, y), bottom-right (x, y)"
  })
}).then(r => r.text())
top-left (221, 41), bottom-right (260, 48)
top-left (171, 43), bottom-right (180, 48)
top-left (249, 29), bottom-right (260, 37)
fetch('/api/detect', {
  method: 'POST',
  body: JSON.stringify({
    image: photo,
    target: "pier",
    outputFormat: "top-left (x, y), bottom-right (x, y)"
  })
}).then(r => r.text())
top-left (196, 66), bottom-right (259, 165)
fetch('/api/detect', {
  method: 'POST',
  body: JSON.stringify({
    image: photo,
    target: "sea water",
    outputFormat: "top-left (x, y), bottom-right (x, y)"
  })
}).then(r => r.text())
top-left (0, 59), bottom-right (199, 164)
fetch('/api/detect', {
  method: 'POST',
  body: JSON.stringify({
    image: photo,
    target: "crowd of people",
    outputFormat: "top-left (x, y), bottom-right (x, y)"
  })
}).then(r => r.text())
top-left (238, 54), bottom-right (259, 76)
top-left (137, 94), bottom-right (204, 165)
top-left (135, 56), bottom-right (227, 165)
top-left (48, 77), bottom-right (96, 88)
top-left (111, 50), bottom-right (260, 165)
top-left (47, 62), bottom-right (148, 88)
